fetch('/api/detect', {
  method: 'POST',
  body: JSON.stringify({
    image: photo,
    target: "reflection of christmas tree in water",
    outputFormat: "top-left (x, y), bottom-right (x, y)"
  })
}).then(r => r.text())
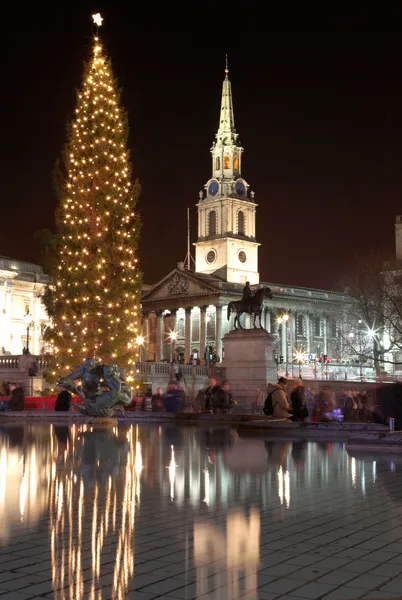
top-left (49, 426), bottom-right (143, 600)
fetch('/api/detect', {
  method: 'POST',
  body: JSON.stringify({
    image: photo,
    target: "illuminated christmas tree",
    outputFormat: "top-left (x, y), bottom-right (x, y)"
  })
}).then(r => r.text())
top-left (43, 15), bottom-right (141, 380)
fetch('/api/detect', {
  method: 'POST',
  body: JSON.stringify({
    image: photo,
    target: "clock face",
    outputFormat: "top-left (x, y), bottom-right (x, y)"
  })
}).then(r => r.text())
top-left (206, 249), bottom-right (217, 264)
top-left (238, 250), bottom-right (247, 263)
top-left (235, 180), bottom-right (246, 196)
top-left (208, 181), bottom-right (219, 196)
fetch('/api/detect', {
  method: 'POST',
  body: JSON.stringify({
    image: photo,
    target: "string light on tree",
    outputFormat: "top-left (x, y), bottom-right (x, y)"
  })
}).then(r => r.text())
top-left (42, 15), bottom-right (142, 383)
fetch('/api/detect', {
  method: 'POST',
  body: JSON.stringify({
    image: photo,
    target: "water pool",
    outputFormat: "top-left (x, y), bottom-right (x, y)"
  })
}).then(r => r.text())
top-left (0, 424), bottom-right (402, 600)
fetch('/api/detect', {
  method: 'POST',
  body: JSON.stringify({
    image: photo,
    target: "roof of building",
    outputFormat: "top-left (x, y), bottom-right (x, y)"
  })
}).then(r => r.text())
top-left (0, 256), bottom-right (44, 275)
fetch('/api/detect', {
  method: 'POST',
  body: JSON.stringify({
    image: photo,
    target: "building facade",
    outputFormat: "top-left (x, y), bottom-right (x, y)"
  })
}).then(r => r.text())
top-left (0, 256), bottom-right (51, 356)
top-left (141, 62), bottom-right (350, 369)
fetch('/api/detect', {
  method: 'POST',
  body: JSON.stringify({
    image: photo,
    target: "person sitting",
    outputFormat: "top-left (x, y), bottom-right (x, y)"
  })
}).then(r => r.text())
top-left (266, 377), bottom-right (292, 419)
top-left (9, 383), bottom-right (24, 411)
top-left (54, 390), bottom-right (72, 411)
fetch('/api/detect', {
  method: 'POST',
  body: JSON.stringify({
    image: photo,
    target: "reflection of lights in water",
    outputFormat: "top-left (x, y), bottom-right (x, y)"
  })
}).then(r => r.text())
top-left (167, 445), bottom-right (177, 501)
top-left (373, 461), bottom-right (377, 483)
top-left (19, 472), bottom-right (27, 519)
top-left (361, 463), bottom-right (366, 497)
top-left (49, 427), bottom-right (139, 600)
top-left (351, 457), bottom-right (356, 487)
top-left (391, 462), bottom-right (396, 472)
top-left (278, 466), bottom-right (290, 508)
top-left (203, 469), bottom-right (209, 505)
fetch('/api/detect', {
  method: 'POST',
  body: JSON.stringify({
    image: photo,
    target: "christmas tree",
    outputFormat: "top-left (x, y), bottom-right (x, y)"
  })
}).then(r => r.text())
top-left (43, 15), bottom-right (141, 381)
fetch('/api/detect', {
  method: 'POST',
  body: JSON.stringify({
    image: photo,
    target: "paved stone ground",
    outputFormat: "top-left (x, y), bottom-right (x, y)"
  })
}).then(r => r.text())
top-left (1, 425), bottom-right (402, 600)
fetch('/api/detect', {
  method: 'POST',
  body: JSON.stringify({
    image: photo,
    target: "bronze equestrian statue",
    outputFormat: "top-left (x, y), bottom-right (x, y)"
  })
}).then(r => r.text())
top-left (227, 286), bottom-right (273, 329)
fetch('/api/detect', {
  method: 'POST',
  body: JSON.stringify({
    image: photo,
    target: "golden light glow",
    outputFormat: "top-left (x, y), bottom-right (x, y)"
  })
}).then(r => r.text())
top-left (92, 13), bottom-right (103, 27)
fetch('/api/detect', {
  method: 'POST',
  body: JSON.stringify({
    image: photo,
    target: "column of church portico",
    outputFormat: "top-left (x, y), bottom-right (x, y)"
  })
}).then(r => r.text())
top-left (142, 313), bottom-right (150, 360)
top-left (323, 315), bottom-right (328, 355)
top-left (199, 306), bottom-right (208, 363)
top-left (215, 306), bottom-right (223, 361)
top-left (306, 314), bottom-right (311, 353)
top-left (170, 309), bottom-right (177, 335)
top-left (155, 311), bottom-right (164, 362)
top-left (184, 307), bottom-right (192, 363)
top-left (265, 309), bottom-right (271, 332)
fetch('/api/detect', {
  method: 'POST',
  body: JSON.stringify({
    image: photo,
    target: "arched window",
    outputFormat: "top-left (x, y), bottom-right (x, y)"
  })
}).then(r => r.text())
top-left (224, 155), bottom-right (230, 169)
top-left (233, 154), bottom-right (239, 170)
top-left (177, 318), bottom-right (185, 338)
top-left (208, 210), bottom-right (217, 236)
top-left (216, 157), bottom-right (220, 170)
top-left (238, 211), bottom-right (245, 235)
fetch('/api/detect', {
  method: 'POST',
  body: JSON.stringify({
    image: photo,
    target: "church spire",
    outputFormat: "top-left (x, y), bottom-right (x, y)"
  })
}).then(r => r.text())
top-left (217, 54), bottom-right (235, 136)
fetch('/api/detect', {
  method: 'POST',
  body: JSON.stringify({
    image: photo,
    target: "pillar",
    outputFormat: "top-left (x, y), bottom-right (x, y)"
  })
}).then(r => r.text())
top-left (306, 314), bottom-right (311, 354)
top-left (155, 311), bottom-right (164, 362)
top-left (200, 305), bottom-right (208, 363)
top-left (323, 315), bottom-right (328, 355)
top-left (184, 307), bottom-right (192, 363)
top-left (143, 312), bottom-right (150, 360)
top-left (291, 313), bottom-right (296, 352)
top-left (215, 305), bottom-right (223, 361)
top-left (170, 309), bottom-right (177, 335)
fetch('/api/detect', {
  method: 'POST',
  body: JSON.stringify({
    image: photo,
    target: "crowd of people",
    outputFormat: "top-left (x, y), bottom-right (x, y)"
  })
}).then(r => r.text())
top-left (250, 377), bottom-right (383, 423)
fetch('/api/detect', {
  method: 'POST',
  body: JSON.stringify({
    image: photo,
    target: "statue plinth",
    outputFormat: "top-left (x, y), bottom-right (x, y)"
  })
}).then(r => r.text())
top-left (222, 329), bottom-right (277, 407)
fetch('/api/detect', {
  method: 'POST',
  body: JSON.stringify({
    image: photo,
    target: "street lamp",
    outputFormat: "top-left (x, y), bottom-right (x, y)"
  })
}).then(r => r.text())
top-left (294, 350), bottom-right (304, 378)
top-left (24, 313), bottom-right (34, 354)
top-left (169, 331), bottom-right (177, 362)
top-left (136, 335), bottom-right (145, 362)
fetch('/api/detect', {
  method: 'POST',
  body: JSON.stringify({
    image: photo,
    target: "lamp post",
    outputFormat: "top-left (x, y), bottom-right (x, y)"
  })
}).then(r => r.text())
top-left (358, 319), bottom-right (363, 382)
top-left (24, 313), bottom-right (34, 354)
top-left (295, 350), bottom-right (304, 379)
top-left (136, 335), bottom-right (145, 362)
top-left (169, 331), bottom-right (177, 363)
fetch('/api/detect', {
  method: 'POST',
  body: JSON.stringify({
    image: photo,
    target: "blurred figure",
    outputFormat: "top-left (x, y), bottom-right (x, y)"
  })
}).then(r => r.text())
top-left (164, 382), bottom-right (181, 413)
top-left (151, 387), bottom-right (164, 412)
top-left (252, 386), bottom-right (265, 414)
top-left (221, 381), bottom-right (236, 414)
top-left (314, 387), bottom-right (335, 421)
top-left (204, 377), bottom-right (218, 412)
top-left (342, 389), bottom-right (354, 422)
top-left (54, 390), bottom-right (72, 411)
top-left (290, 381), bottom-right (309, 421)
top-left (9, 383), bottom-right (24, 411)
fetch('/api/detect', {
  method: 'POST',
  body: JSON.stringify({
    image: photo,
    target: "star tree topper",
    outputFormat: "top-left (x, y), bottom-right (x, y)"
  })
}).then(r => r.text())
top-left (92, 13), bottom-right (103, 27)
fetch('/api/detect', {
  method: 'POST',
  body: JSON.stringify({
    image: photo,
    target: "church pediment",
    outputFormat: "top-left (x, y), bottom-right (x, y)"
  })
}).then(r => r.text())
top-left (142, 269), bottom-right (220, 303)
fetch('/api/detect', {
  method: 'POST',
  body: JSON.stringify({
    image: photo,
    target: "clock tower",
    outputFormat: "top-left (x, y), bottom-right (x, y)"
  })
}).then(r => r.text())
top-left (194, 57), bottom-right (260, 284)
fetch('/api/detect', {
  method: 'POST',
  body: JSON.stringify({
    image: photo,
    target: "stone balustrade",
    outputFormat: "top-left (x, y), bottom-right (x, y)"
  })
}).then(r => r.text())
top-left (135, 362), bottom-right (209, 395)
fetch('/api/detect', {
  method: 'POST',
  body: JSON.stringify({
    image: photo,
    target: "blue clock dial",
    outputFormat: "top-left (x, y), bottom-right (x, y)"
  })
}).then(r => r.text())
top-left (235, 181), bottom-right (246, 196)
top-left (208, 181), bottom-right (219, 196)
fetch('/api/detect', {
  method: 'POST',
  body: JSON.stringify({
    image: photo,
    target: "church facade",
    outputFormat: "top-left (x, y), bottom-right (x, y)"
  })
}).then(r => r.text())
top-left (141, 61), bottom-right (349, 368)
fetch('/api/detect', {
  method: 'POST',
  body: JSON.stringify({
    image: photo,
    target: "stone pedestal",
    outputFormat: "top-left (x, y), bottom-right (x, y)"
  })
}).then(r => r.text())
top-left (222, 329), bottom-right (277, 407)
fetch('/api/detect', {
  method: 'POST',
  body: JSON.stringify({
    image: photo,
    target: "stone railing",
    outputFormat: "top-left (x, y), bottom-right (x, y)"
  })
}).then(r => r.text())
top-left (135, 362), bottom-right (210, 395)
top-left (136, 362), bottom-right (209, 377)
top-left (0, 355), bottom-right (51, 372)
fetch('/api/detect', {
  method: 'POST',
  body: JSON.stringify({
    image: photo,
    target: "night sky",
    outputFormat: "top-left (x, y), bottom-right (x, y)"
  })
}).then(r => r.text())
top-left (2, 6), bottom-right (402, 290)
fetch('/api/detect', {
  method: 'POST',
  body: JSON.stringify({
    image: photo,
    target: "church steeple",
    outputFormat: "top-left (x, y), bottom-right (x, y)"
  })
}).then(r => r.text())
top-left (194, 59), bottom-right (260, 285)
top-left (207, 56), bottom-right (246, 192)
top-left (217, 55), bottom-right (235, 138)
